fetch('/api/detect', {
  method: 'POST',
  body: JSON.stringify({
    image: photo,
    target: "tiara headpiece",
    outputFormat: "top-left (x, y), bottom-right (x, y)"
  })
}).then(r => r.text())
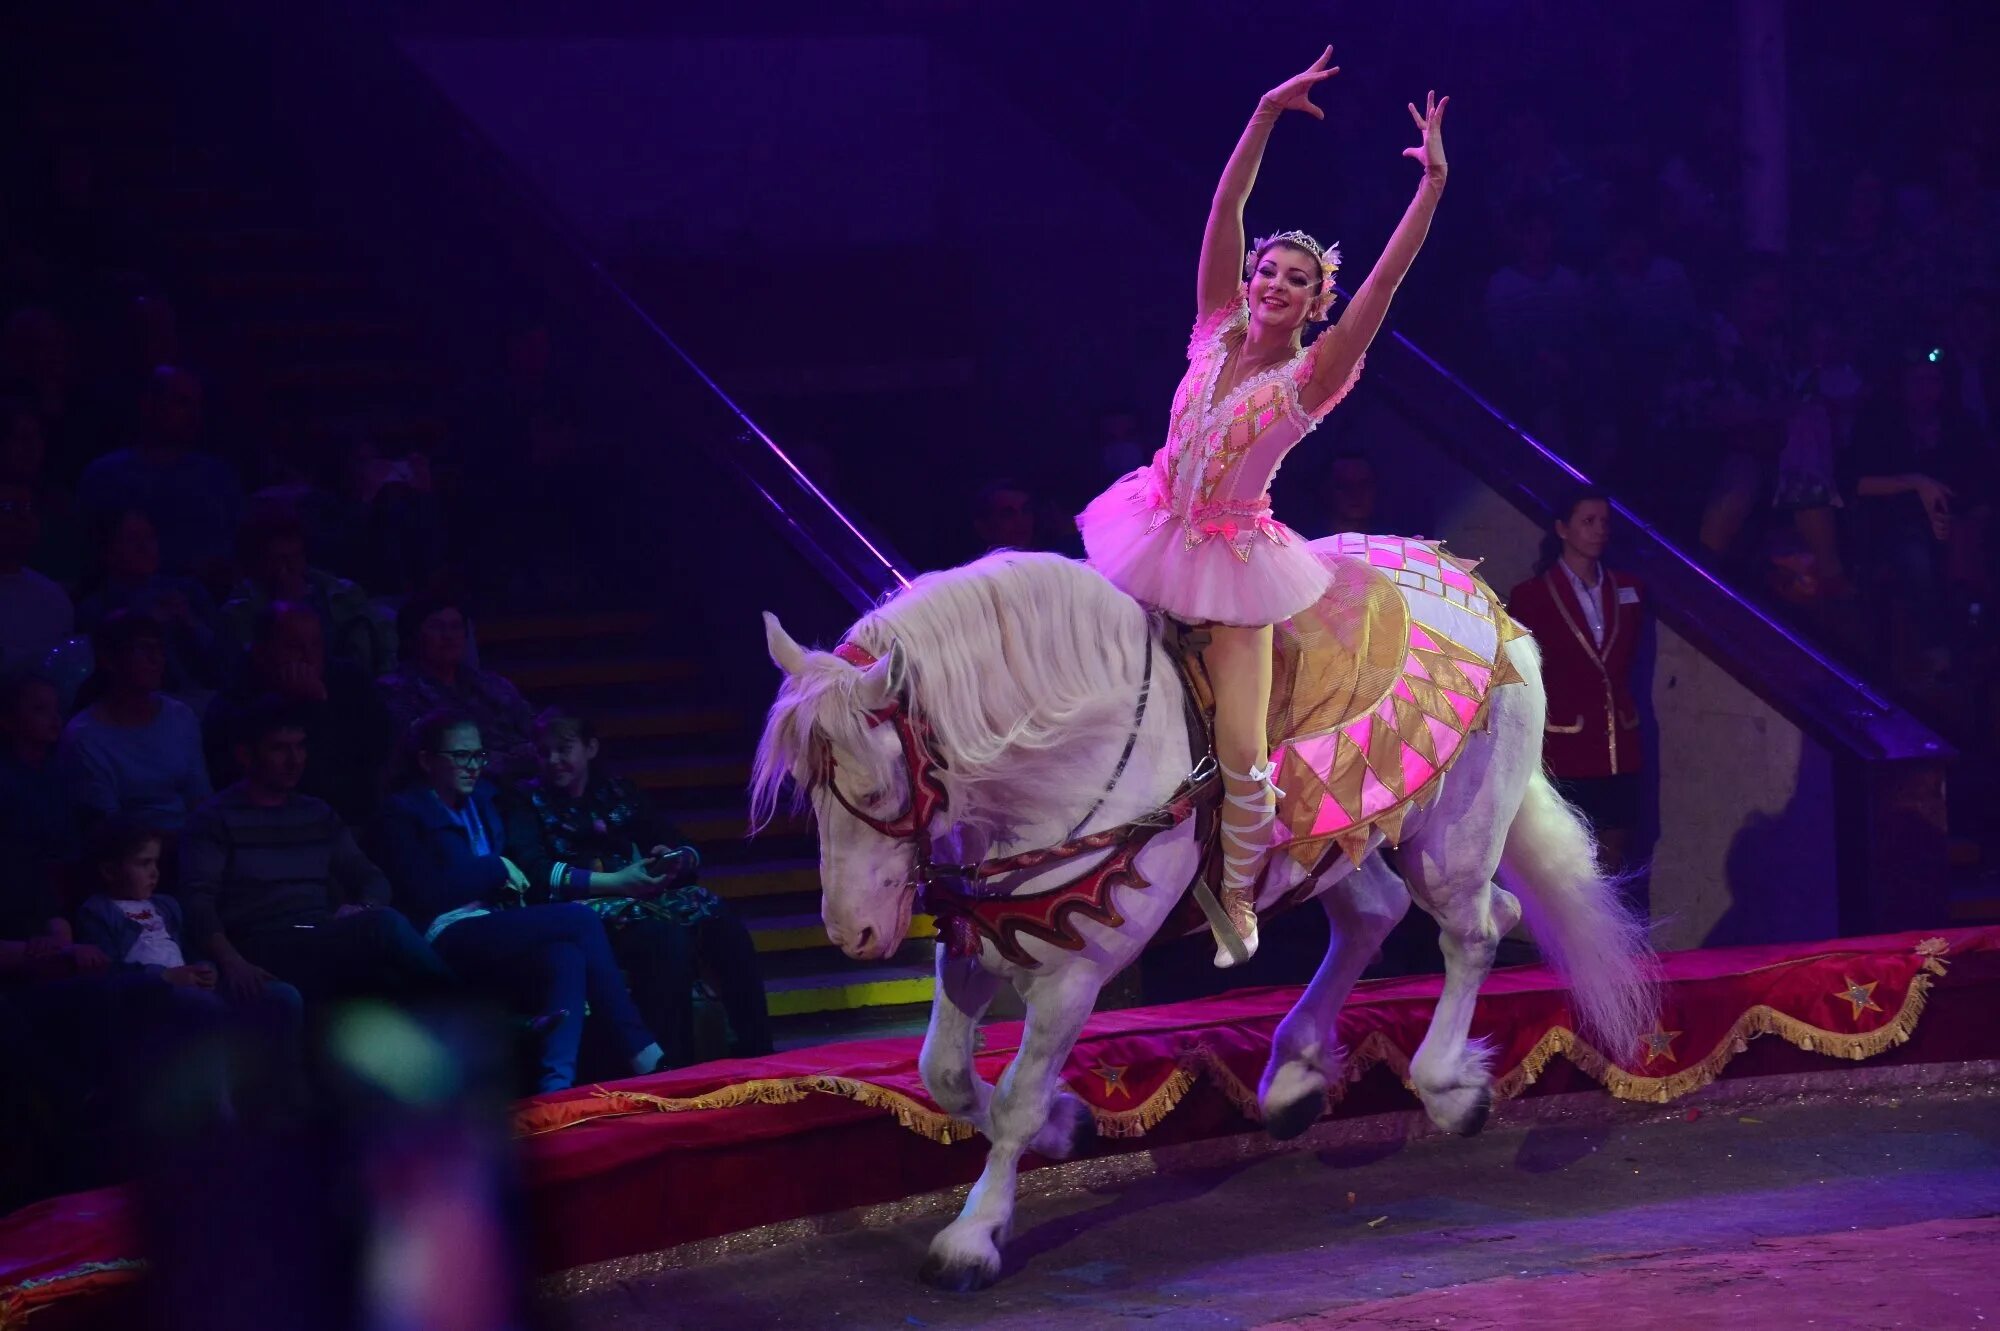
top-left (1245, 230), bottom-right (1342, 317)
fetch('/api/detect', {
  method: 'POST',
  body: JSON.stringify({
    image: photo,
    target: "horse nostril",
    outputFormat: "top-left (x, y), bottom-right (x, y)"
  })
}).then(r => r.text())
top-left (854, 926), bottom-right (876, 954)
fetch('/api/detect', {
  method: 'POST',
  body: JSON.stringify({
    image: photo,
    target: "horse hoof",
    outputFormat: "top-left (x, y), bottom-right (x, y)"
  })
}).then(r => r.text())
top-left (918, 1251), bottom-right (999, 1293)
top-left (1263, 1089), bottom-right (1324, 1143)
top-left (1456, 1089), bottom-right (1493, 1138)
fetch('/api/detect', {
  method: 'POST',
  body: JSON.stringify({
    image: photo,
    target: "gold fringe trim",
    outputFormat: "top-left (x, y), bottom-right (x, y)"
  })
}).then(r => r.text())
top-left (1091, 1063), bottom-right (1201, 1138)
top-left (518, 942), bottom-right (1958, 1141)
top-left (523, 1075), bottom-right (980, 1144)
top-left (1490, 971), bottom-right (1937, 1105)
top-left (1086, 1044), bottom-right (1265, 1136)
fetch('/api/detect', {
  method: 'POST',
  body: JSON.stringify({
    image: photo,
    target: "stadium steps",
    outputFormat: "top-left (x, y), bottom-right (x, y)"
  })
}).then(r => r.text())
top-left (477, 610), bottom-right (937, 1035)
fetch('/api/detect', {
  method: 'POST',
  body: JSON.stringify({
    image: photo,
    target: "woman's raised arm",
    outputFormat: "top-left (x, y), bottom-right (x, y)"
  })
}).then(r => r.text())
top-left (1196, 47), bottom-right (1340, 316)
top-left (1304, 91), bottom-right (1449, 407)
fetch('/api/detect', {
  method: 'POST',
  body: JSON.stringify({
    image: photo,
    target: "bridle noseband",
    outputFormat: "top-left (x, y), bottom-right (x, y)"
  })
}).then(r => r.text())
top-left (817, 641), bottom-right (953, 880)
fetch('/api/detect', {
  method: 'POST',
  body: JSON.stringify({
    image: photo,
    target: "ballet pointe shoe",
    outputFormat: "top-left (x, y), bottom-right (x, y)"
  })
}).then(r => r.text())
top-left (1213, 884), bottom-right (1262, 968)
top-left (1213, 759), bottom-right (1279, 968)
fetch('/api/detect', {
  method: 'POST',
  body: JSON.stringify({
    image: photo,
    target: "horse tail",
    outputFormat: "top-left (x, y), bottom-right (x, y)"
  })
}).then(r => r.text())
top-left (1499, 768), bottom-right (1658, 1063)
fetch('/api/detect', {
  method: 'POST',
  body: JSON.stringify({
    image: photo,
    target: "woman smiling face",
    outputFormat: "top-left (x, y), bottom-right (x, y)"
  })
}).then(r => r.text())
top-left (420, 721), bottom-right (487, 803)
top-left (1246, 242), bottom-right (1321, 337)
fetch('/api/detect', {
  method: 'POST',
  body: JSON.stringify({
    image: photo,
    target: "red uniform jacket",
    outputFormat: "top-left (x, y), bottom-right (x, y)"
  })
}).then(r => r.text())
top-left (1506, 564), bottom-right (1646, 779)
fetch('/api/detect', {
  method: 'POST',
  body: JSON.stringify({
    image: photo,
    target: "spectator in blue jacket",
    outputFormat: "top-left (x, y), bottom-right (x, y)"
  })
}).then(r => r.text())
top-left (371, 710), bottom-right (664, 1092)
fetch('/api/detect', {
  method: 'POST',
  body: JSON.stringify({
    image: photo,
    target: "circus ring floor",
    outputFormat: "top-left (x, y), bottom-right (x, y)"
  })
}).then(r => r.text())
top-left (5, 927), bottom-right (1999, 1327)
top-left (550, 1076), bottom-right (2000, 1329)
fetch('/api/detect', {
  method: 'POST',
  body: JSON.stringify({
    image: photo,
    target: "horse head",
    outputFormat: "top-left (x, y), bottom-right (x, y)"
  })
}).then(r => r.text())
top-left (758, 611), bottom-right (925, 962)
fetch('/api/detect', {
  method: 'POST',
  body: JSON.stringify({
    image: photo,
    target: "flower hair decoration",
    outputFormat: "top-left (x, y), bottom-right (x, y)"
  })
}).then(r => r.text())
top-left (1245, 229), bottom-right (1342, 318)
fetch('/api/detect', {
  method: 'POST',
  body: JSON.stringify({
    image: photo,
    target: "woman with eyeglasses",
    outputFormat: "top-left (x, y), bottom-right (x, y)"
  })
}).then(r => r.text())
top-left (370, 709), bottom-right (665, 1092)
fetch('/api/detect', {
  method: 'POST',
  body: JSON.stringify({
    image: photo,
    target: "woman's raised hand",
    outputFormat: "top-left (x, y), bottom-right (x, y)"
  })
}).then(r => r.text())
top-left (1262, 46), bottom-right (1340, 120)
top-left (1402, 90), bottom-right (1450, 184)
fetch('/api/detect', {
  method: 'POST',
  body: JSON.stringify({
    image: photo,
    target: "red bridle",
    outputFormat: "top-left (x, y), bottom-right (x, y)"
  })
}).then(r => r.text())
top-left (819, 642), bottom-right (952, 862)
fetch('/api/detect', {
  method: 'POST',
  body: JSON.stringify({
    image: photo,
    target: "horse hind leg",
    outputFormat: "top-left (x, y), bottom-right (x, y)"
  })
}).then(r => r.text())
top-left (1259, 852), bottom-right (1410, 1142)
top-left (1407, 874), bottom-right (1522, 1137)
top-left (1027, 1081), bottom-right (1099, 1162)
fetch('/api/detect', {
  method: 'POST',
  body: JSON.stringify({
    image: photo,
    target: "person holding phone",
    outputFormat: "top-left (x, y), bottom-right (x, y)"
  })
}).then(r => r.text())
top-left (507, 706), bottom-right (771, 1066)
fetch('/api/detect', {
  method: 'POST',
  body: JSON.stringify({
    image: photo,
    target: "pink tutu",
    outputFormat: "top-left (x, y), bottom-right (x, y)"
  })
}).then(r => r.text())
top-left (1079, 468), bottom-right (1331, 627)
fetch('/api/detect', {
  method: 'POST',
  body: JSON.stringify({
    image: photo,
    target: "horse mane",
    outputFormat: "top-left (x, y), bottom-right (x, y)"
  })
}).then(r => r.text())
top-left (750, 551), bottom-right (1151, 835)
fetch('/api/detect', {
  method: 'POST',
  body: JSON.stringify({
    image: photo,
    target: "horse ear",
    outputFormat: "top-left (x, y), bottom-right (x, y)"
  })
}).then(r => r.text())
top-left (763, 611), bottom-right (807, 677)
top-left (854, 638), bottom-right (908, 711)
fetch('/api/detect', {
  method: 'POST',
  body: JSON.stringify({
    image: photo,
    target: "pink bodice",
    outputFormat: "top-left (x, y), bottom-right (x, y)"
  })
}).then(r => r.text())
top-left (1141, 299), bottom-right (1365, 559)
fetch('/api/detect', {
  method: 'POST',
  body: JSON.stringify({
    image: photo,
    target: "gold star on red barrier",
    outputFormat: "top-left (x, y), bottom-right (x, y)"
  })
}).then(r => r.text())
top-left (1836, 976), bottom-right (1882, 1020)
top-left (1091, 1063), bottom-right (1132, 1100)
top-left (1640, 1025), bottom-right (1681, 1066)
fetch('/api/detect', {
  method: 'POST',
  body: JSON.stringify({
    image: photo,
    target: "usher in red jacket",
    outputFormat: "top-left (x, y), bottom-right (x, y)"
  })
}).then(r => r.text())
top-left (1505, 565), bottom-right (1646, 780)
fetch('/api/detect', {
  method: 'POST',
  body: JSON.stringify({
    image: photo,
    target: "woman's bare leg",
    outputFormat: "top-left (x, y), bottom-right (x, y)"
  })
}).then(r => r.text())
top-left (1205, 621), bottom-right (1276, 967)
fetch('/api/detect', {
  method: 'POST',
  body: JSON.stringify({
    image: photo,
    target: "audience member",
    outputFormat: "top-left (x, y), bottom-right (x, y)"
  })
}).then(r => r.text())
top-left (1901, 146), bottom-right (1998, 319)
top-left (338, 439), bottom-right (448, 599)
top-left (0, 672), bottom-right (81, 957)
top-left (0, 395), bottom-right (46, 483)
top-left (1092, 407), bottom-right (1151, 480)
top-left (1483, 205), bottom-right (1590, 445)
top-left (1488, 105), bottom-right (1602, 261)
top-left (177, 694), bottom-right (452, 1006)
top-left (73, 816), bottom-right (304, 1113)
top-left (1, 394), bottom-right (84, 587)
top-left (1802, 169), bottom-right (1907, 343)
top-left (1847, 349), bottom-right (1989, 679)
top-left (98, 295), bottom-right (183, 426)
top-left (205, 601), bottom-right (396, 826)
top-left (0, 306), bottom-right (93, 482)
top-left (75, 817), bottom-right (216, 989)
top-left (1507, 490), bottom-right (1650, 895)
top-left (970, 478), bottom-right (1039, 556)
top-left (1652, 101), bottom-right (1739, 277)
top-left (75, 365), bottom-right (241, 579)
top-left (0, 478), bottom-right (73, 673)
top-left (376, 590), bottom-right (538, 785)
top-left (0, 890), bottom-right (121, 1200)
top-left (1318, 450), bottom-right (1382, 536)
top-left (57, 611), bottom-right (211, 833)
top-left (1942, 289), bottom-right (1997, 435)
top-left (75, 508), bottom-right (222, 697)
top-left (370, 711), bottom-right (665, 1091)
top-left (1591, 212), bottom-right (1699, 403)
top-left (512, 706), bottom-right (771, 1065)
top-left (1777, 318), bottom-right (1869, 596)
top-left (1678, 260), bottom-right (1804, 561)
top-left (217, 509), bottom-right (393, 676)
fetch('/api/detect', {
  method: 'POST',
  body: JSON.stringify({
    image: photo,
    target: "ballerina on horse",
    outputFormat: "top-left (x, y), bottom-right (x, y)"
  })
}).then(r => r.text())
top-left (1079, 49), bottom-right (1447, 969)
top-left (752, 52), bottom-right (1655, 1294)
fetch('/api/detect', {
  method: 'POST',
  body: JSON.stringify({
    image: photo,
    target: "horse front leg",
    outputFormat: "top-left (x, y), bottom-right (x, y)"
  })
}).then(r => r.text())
top-left (918, 951), bottom-right (1001, 1134)
top-left (1259, 852), bottom-right (1410, 1141)
top-left (918, 966), bottom-right (1100, 1293)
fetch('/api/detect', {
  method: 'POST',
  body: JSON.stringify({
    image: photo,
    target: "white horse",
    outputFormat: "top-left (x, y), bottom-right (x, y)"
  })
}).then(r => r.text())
top-left (753, 549), bottom-right (1652, 1292)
